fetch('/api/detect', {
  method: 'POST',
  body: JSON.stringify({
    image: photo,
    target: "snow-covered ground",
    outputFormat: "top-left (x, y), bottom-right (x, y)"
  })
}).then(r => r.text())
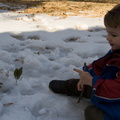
top-left (0, 2), bottom-right (110, 120)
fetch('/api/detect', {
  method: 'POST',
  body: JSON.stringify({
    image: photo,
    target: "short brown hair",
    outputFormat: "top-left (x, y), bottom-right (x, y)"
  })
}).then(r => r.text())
top-left (104, 4), bottom-right (120, 28)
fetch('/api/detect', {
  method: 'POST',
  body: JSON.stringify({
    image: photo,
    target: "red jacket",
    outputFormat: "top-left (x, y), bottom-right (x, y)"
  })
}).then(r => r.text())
top-left (87, 50), bottom-right (120, 120)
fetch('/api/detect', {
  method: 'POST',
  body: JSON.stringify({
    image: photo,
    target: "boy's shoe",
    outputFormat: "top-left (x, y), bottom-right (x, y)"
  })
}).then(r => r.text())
top-left (49, 80), bottom-right (67, 94)
top-left (49, 79), bottom-right (81, 96)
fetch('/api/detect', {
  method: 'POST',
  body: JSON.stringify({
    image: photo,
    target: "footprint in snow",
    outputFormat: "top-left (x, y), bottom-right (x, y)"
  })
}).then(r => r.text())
top-left (11, 34), bottom-right (40, 41)
top-left (11, 34), bottom-right (25, 40)
top-left (64, 37), bottom-right (87, 43)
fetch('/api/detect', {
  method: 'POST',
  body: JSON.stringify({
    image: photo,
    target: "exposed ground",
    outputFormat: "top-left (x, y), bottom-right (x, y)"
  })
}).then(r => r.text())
top-left (0, 0), bottom-right (117, 18)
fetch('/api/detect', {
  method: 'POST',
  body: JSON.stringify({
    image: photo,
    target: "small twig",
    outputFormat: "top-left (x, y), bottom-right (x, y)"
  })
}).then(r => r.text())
top-left (77, 62), bottom-right (86, 103)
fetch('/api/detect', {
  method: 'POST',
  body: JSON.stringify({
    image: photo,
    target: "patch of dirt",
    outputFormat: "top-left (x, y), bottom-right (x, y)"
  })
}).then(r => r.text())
top-left (24, 1), bottom-right (116, 18)
top-left (0, 1), bottom-right (117, 18)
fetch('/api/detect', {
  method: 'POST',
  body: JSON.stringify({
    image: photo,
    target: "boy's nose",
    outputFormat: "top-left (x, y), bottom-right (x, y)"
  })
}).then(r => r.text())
top-left (106, 34), bottom-right (112, 42)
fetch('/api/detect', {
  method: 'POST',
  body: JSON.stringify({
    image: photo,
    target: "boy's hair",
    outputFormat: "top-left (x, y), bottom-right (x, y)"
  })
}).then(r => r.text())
top-left (104, 4), bottom-right (120, 28)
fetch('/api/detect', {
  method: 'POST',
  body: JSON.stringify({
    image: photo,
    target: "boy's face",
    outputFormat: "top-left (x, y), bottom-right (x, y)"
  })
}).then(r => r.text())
top-left (106, 26), bottom-right (120, 50)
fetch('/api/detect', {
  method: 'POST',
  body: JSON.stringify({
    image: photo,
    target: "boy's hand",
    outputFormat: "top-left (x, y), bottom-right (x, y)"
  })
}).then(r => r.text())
top-left (73, 68), bottom-right (93, 91)
top-left (77, 80), bottom-right (84, 91)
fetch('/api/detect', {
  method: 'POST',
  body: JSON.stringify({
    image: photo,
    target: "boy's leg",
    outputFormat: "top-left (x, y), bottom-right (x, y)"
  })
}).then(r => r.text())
top-left (49, 78), bottom-right (92, 98)
top-left (84, 105), bottom-right (104, 120)
top-left (66, 79), bottom-right (92, 98)
top-left (66, 78), bottom-right (80, 96)
top-left (49, 79), bottom-right (80, 96)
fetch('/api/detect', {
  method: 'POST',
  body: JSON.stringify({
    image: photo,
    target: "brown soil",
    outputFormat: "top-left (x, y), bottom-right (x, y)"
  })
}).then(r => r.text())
top-left (0, 1), bottom-right (117, 18)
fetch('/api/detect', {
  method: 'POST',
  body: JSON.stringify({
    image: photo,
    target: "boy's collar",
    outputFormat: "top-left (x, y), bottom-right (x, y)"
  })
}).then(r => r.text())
top-left (112, 49), bottom-right (120, 53)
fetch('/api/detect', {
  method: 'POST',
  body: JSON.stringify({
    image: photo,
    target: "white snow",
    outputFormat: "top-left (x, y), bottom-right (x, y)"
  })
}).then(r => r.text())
top-left (0, 3), bottom-right (110, 120)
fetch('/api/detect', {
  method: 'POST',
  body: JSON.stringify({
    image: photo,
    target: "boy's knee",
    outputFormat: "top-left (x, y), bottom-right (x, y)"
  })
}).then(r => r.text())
top-left (84, 105), bottom-right (93, 120)
top-left (84, 105), bottom-right (104, 120)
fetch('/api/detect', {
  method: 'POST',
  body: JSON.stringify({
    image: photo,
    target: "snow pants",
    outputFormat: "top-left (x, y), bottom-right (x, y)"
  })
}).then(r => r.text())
top-left (66, 79), bottom-right (104, 120)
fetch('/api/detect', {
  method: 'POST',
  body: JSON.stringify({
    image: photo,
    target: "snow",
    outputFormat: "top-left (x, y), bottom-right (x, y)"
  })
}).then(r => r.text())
top-left (0, 3), bottom-right (110, 120)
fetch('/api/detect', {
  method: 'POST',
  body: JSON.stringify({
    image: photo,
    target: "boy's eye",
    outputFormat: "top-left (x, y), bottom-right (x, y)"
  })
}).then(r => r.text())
top-left (106, 30), bottom-right (118, 37)
top-left (111, 34), bottom-right (117, 37)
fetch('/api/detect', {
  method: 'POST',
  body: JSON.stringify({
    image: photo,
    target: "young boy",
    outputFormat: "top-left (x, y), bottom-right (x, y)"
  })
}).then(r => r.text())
top-left (49, 4), bottom-right (120, 120)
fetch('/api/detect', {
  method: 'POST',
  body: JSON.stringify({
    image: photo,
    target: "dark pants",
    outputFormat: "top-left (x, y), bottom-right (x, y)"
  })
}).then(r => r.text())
top-left (66, 79), bottom-right (104, 120)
